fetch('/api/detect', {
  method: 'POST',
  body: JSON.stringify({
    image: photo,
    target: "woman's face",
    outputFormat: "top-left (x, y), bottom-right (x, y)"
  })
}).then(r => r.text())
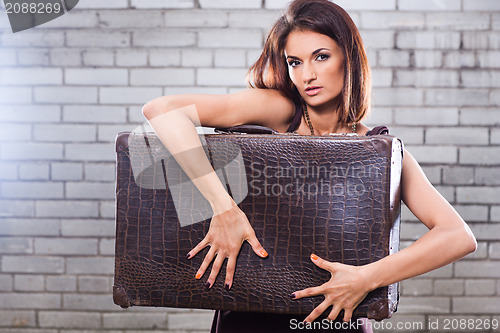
top-left (284, 30), bottom-right (345, 110)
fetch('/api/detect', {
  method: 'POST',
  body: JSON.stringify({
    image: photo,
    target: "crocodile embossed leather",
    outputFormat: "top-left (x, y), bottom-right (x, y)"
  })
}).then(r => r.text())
top-left (113, 128), bottom-right (403, 321)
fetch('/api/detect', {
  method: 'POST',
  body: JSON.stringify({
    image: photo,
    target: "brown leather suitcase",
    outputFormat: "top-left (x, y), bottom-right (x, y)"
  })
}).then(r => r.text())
top-left (113, 126), bottom-right (403, 321)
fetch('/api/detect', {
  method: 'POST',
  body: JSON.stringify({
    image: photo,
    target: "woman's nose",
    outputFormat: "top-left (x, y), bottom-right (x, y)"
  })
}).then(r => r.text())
top-left (302, 62), bottom-right (317, 82)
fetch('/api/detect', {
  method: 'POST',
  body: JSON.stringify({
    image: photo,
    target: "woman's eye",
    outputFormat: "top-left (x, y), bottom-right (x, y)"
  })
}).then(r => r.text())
top-left (316, 54), bottom-right (330, 61)
top-left (288, 60), bottom-right (300, 67)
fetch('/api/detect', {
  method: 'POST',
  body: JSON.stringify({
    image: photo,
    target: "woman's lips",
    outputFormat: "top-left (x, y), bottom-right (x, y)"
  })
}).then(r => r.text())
top-left (305, 87), bottom-right (322, 96)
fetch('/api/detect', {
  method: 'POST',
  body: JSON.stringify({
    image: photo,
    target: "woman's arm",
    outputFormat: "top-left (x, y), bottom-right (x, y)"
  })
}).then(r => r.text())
top-left (362, 148), bottom-right (477, 290)
top-left (293, 148), bottom-right (477, 323)
top-left (142, 89), bottom-right (294, 289)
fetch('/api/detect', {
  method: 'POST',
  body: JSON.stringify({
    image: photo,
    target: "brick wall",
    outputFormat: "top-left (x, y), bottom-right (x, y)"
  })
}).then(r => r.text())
top-left (0, 0), bottom-right (498, 332)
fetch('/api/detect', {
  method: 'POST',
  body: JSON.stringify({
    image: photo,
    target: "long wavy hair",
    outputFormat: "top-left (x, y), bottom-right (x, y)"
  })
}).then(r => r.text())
top-left (247, 0), bottom-right (371, 125)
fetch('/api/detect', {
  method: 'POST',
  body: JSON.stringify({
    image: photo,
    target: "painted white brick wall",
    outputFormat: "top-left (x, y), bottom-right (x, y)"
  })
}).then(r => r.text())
top-left (0, 1), bottom-right (498, 332)
top-left (198, 29), bottom-right (263, 48)
top-left (164, 10), bottom-right (228, 28)
top-left (133, 30), bottom-right (196, 47)
top-left (82, 50), bottom-right (114, 66)
top-left (130, 0), bottom-right (194, 9)
top-left (13, 49), bottom-right (43, 66)
top-left (199, 0), bottom-right (261, 9)
top-left (130, 68), bottom-right (195, 86)
top-left (399, 0), bottom-right (460, 11)
top-left (65, 69), bottom-right (129, 86)
top-left (100, 87), bottom-right (162, 104)
top-left (34, 87), bottom-right (98, 104)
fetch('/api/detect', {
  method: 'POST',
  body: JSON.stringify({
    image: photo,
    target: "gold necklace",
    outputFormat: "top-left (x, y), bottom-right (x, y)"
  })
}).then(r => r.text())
top-left (302, 102), bottom-right (356, 135)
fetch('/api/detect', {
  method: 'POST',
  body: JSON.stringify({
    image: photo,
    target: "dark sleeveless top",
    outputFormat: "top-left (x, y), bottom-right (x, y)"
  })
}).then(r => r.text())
top-left (210, 112), bottom-right (388, 333)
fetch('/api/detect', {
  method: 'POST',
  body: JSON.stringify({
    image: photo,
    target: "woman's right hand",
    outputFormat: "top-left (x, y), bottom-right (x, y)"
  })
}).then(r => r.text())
top-left (186, 199), bottom-right (268, 290)
top-left (188, 201), bottom-right (268, 290)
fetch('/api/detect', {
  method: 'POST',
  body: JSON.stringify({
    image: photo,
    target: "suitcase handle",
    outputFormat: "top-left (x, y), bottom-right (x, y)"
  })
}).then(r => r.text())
top-left (214, 124), bottom-right (279, 135)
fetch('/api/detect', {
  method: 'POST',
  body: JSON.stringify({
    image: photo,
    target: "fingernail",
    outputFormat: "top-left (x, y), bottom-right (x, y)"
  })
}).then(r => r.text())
top-left (224, 283), bottom-right (230, 291)
top-left (186, 252), bottom-right (191, 259)
top-left (311, 253), bottom-right (319, 261)
top-left (195, 273), bottom-right (202, 279)
top-left (290, 293), bottom-right (296, 299)
top-left (205, 281), bottom-right (211, 290)
top-left (260, 249), bottom-right (268, 257)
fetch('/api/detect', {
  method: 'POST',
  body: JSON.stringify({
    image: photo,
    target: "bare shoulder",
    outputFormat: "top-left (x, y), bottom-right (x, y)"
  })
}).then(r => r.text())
top-left (356, 123), bottom-right (370, 135)
top-left (228, 88), bottom-right (295, 131)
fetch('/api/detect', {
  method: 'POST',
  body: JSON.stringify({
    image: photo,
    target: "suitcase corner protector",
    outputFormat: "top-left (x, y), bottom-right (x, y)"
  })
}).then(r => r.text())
top-left (366, 298), bottom-right (394, 321)
top-left (116, 132), bottom-right (131, 153)
top-left (113, 285), bottom-right (131, 308)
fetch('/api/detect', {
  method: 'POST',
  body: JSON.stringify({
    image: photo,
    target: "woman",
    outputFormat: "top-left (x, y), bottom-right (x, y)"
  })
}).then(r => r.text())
top-left (142, 0), bottom-right (477, 332)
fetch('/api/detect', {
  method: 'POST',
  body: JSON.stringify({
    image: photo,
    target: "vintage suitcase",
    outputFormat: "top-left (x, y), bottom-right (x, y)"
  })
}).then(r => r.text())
top-left (113, 125), bottom-right (403, 321)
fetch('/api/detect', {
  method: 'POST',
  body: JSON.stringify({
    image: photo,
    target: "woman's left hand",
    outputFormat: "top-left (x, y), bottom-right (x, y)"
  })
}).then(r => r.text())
top-left (291, 253), bottom-right (373, 323)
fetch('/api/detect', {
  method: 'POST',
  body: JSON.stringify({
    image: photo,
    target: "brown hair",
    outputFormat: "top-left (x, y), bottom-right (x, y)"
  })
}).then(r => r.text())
top-left (247, 0), bottom-right (371, 125)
